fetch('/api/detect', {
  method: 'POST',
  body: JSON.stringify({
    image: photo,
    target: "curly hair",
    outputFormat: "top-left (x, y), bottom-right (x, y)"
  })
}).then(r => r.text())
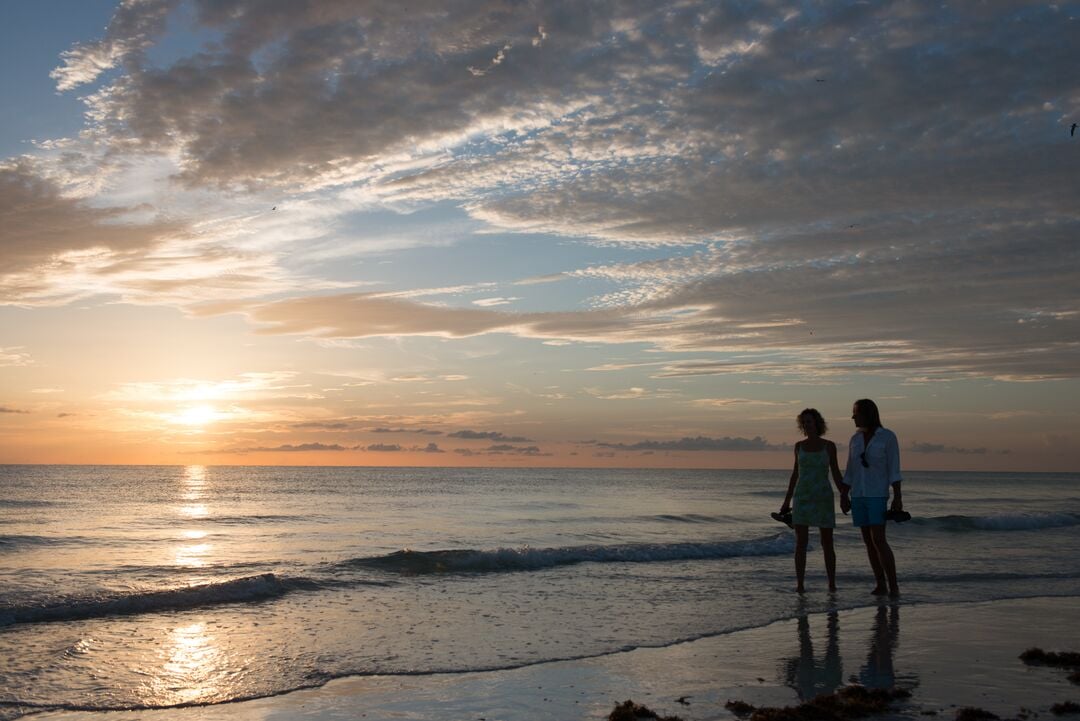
top-left (796, 408), bottom-right (827, 436)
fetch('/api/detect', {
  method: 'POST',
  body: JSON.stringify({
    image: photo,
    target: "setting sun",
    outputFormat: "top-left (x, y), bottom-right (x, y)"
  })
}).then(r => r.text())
top-left (172, 405), bottom-right (219, 427)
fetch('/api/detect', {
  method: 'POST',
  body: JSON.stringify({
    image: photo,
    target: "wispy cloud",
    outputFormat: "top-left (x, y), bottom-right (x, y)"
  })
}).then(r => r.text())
top-left (908, 441), bottom-right (1007, 456)
top-left (208, 442), bottom-right (348, 454)
top-left (50, 0), bottom-right (177, 91)
top-left (448, 429), bottom-right (533, 442)
top-left (371, 427), bottom-right (444, 435)
top-left (0, 347), bottom-right (33, 368)
top-left (596, 436), bottom-right (783, 452)
top-left (454, 444), bottom-right (550, 457)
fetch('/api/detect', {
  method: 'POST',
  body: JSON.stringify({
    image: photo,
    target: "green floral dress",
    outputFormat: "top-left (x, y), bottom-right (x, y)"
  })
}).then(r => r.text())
top-left (793, 447), bottom-right (836, 528)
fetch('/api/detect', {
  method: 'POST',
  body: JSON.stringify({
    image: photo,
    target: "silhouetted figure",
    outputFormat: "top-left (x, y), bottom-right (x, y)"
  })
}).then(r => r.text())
top-left (779, 409), bottom-right (849, 593)
top-left (784, 609), bottom-right (843, 700)
top-left (1072, 123), bottom-right (1077, 137)
top-left (843, 399), bottom-right (903, 597)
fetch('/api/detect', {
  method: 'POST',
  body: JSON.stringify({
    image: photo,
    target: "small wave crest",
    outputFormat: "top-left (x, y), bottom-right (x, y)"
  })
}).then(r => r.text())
top-left (0, 498), bottom-right (59, 508)
top-left (927, 512), bottom-right (1080, 532)
top-left (0, 573), bottom-right (301, 627)
top-left (0, 534), bottom-right (86, 551)
top-left (651, 513), bottom-right (722, 524)
top-left (343, 535), bottom-right (794, 575)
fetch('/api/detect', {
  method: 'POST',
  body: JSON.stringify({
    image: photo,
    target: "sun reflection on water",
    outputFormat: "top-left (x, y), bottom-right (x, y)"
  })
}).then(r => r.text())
top-left (156, 621), bottom-right (223, 704)
top-left (174, 542), bottom-right (213, 567)
top-left (175, 466), bottom-right (214, 567)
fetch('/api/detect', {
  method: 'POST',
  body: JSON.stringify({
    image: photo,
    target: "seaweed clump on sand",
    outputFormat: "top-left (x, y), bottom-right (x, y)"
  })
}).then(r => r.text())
top-left (954, 708), bottom-right (999, 721)
top-left (726, 685), bottom-right (911, 721)
top-left (1020, 649), bottom-right (1080, 668)
top-left (726, 700), bottom-right (757, 717)
top-left (608, 700), bottom-right (685, 721)
top-left (1050, 702), bottom-right (1080, 716)
top-left (1021, 649), bottom-right (1080, 685)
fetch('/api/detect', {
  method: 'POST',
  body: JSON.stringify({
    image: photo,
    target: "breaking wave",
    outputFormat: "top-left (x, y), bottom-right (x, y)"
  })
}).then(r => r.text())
top-left (343, 534), bottom-right (794, 575)
top-left (925, 512), bottom-right (1080, 532)
top-left (0, 573), bottom-right (307, 627)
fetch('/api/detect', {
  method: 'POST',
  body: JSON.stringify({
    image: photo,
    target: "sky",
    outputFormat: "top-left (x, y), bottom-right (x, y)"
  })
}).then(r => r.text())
top-left (1, 1), bottom-right (1078, 471)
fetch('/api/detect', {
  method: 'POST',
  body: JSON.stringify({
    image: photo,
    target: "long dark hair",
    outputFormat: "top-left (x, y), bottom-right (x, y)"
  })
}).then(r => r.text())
top-left (855, 398), bottom-right (882, 429)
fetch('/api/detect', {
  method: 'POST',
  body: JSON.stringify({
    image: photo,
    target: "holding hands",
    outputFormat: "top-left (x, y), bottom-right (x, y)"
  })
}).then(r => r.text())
top-left (838, 481), bottom-right (851, 515)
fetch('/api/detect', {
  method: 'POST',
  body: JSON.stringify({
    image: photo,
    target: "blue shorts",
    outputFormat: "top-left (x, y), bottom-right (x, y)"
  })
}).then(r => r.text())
top-left (851, 497), bottom-right (887, 527)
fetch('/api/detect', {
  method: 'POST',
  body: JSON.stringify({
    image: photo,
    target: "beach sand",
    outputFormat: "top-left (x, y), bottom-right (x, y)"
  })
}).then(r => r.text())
top-left (30, 596), bottom-right (1079, 721)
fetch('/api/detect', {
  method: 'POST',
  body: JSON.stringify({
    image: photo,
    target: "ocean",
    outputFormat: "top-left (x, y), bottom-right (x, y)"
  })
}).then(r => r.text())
top-left (1, 465), bottom-right (1078, 718)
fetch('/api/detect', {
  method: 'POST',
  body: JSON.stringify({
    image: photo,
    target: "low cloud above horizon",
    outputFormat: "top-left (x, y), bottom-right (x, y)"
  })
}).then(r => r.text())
top-left (1, 1), bottom-right (1078, 470)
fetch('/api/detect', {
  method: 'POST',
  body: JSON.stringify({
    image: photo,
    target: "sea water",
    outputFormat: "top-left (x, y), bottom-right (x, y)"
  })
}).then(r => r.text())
top-left (1, 465), bottom-right (1078, 717)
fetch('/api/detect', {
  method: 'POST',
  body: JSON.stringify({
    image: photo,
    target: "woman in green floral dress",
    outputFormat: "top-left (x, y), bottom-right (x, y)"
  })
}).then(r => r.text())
top-left (779, 409), bottom-right (849, 593)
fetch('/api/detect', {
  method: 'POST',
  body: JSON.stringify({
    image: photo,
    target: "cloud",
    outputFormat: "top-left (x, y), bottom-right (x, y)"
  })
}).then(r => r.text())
top-left (51, 0), bottom-right (178, 91)
top-left (211, 442), bottom-right (348, 453)
top-left (364, 443), bottom-right (403, 452)
top-left (0, 348), bottom-right (33, 368)
top-left (371, 427), bottom-right (443, 435)
top-left (419, 442), bottom-right (445, 454)
top-left (448, 429), bottom-right (534, 442)
top-left (104, 372), bottom-right (304, 402)
top-left (453, 444), bottom-right (550, 456)
top-left (196, 241), bottom-right (1080, 381)
top-left (597, 435), bottom-right (783, 452)
top-left (0, 407), bottom-right (31, 414)
top-left (0, 161), bottom-right (184, 299)
top-left (693, 398), bottom-right (793, 408)
top-left (908, 441), bottom-right (992, 455)
top-left (472, 297), bottom-right (520, 307)
top-left (24, 1), bottom-right (1080, 385)
top-left (292, 421), bottom-right (352, 430)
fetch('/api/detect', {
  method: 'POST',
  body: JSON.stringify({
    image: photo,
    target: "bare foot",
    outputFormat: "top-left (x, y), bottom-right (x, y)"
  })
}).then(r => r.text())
top-left (828, 585), bottom-right (838, 593)
top-left (796, 586), bottom-right (806, 594)
top-left (870, 585), bottom-right (888, 595)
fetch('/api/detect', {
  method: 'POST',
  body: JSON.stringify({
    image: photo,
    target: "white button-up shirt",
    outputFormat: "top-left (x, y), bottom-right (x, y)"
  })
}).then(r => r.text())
top-left (843, 427), bottom-right (902, 498)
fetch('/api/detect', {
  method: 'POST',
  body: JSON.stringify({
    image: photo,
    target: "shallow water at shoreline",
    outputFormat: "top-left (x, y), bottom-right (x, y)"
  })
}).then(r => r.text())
top-left (1, 465), bottom-right (1078, 716)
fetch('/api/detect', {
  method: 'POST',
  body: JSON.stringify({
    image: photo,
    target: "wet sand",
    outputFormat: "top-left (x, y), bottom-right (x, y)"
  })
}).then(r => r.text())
top-left (31, 596), bottom-right (1080, 721)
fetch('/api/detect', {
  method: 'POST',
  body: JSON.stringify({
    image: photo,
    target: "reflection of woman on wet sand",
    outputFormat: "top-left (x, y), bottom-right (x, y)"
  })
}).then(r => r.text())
top-left (779, 409), bottom-right (848, 593)
top-left (784, 609), bottom-right (843, 701)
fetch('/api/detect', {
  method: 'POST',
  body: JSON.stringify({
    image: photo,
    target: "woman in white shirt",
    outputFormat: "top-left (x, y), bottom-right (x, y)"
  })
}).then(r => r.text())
top-left (843, 398), bottom-right (903, 597)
